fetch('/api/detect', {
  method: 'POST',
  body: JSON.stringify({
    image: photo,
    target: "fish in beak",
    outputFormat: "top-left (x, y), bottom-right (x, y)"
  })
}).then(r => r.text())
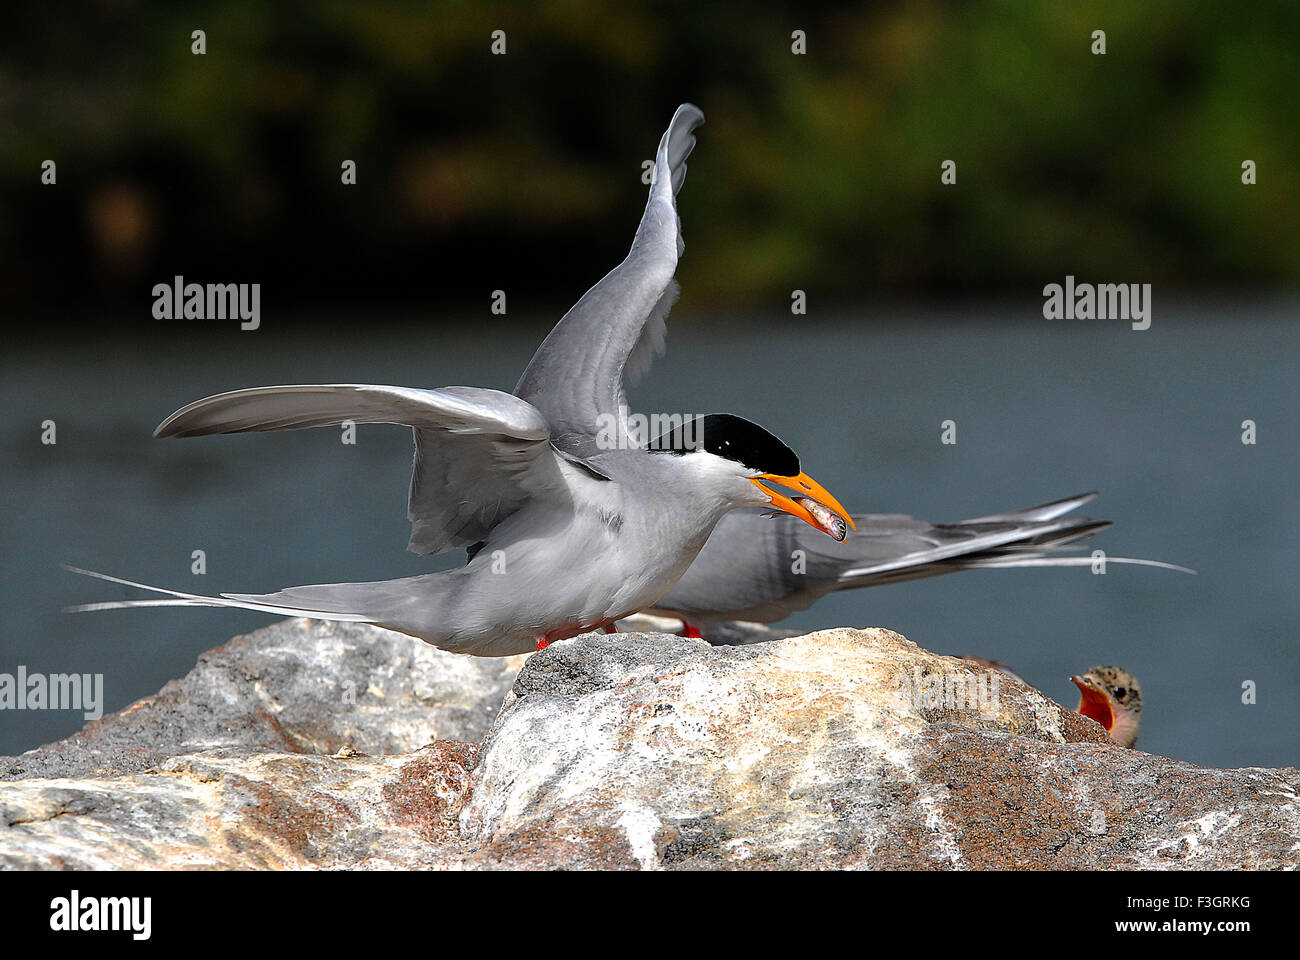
top-left (751, 472), bottom-right (856, 541)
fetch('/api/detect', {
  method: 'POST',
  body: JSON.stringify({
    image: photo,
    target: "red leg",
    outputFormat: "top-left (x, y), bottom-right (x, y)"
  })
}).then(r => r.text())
top-left (679, 621), bottom-right (703, 639)
top-left (535, 636), bottom-right (550, 651)
top-left (604, 623), bottom-right (618, 634)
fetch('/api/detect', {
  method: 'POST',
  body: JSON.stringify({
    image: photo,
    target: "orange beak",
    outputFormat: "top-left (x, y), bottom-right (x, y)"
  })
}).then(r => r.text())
top-left (750, 471), bottom-right (856, 541)
top-left (1071, 675), bottom-right (1115, 732)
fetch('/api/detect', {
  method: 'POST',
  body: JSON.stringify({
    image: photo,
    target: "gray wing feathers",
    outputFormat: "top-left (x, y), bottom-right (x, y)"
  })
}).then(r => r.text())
top-left (625, 279), bottom-right (679, 384)
top-left (834, 514), bottom-right (1104, 580)
top-left (154, 383), bottom-right (556, 557)
top-left (649, 508), bottom-right (840, 622)
top-left (961, 491), bottom-right (1097, 524)
top-left (514, 104), bottom-right (704, 442)
top-left (648, 103), bottom-right (704, 255)
top-left (405, 421), bottom-right (554, 555)
top-left (154, 383), bottom-right (550, 440)
top-left (651, 494), bottom-right (1171, 624)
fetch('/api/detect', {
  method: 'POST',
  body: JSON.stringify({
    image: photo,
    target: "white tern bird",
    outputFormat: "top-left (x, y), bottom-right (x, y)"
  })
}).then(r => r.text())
top-left (69, 104), bottom-right (855, 657)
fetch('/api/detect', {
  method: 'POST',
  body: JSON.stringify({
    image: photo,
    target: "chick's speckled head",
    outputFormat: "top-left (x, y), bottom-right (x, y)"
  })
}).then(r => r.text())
top-left (1072, 665), bottom-right (1142, 748)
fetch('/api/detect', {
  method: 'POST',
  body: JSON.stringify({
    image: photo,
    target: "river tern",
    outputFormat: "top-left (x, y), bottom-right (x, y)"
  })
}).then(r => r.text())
top-left (69, 103), bottom-right (853, 657)
top-left (647, 492), bottom-right (1191, 632)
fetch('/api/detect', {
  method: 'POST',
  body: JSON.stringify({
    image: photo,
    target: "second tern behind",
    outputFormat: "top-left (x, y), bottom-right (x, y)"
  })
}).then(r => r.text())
top-left (69, 104), bottom-right (853, 656)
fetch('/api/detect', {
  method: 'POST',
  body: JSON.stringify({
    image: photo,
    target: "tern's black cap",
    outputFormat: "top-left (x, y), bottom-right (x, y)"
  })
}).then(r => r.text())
top-left (649, 413), bottom-right (799, 477)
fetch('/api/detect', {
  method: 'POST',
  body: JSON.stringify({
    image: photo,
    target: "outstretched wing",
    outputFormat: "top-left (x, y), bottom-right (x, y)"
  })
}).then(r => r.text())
top-left (514, 103), bottom-right (705, 451)
top-left (155, 383), bottom-right (559, 556)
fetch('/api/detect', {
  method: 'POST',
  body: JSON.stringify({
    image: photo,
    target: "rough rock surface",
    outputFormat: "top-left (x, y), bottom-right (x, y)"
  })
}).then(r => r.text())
top-left (0, 619), bottom-right (525, 782)
top-left (0, 743), bottom-right (478, 869)
top-left (2, 621), bottom-right (1297, 869)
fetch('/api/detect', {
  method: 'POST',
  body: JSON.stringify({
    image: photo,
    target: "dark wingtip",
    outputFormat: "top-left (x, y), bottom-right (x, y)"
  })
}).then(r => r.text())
top-left (154, 417), bottom-right (185, 438)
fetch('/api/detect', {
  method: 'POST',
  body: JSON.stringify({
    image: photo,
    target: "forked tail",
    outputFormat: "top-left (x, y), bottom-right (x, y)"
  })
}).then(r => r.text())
top-left (63, 565), bottom-right (379, 623)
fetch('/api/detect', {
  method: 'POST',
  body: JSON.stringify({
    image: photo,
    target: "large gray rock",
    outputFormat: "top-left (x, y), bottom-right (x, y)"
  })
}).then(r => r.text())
top-left (0, 743), bottom-right (478, 869)
top-left (463, 629), bottom-right (1300, 868)
top-left (0, 619), bottom-right (525, 781)
top-left (2, 621), bottom-right (1297, 870)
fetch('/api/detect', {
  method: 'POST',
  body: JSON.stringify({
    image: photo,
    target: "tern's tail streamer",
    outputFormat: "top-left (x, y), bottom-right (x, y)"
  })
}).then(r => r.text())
top-left (62, 565), bottom-right (378, 622)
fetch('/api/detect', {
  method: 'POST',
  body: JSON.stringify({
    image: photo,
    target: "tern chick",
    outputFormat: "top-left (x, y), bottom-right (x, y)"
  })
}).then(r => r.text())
top-left (1072, 665), bottom-right (1143, 747)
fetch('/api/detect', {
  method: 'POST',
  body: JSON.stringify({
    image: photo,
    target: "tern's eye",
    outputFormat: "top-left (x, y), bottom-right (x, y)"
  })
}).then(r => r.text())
top-left (1113, 687), bottom-right (1127, 699)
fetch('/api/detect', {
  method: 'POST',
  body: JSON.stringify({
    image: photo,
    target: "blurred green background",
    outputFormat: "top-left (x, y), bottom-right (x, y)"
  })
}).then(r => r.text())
top-left (3, 3), bottom-right (1298, 766)
top-left (2, 0), bottom-right (1296, 320)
